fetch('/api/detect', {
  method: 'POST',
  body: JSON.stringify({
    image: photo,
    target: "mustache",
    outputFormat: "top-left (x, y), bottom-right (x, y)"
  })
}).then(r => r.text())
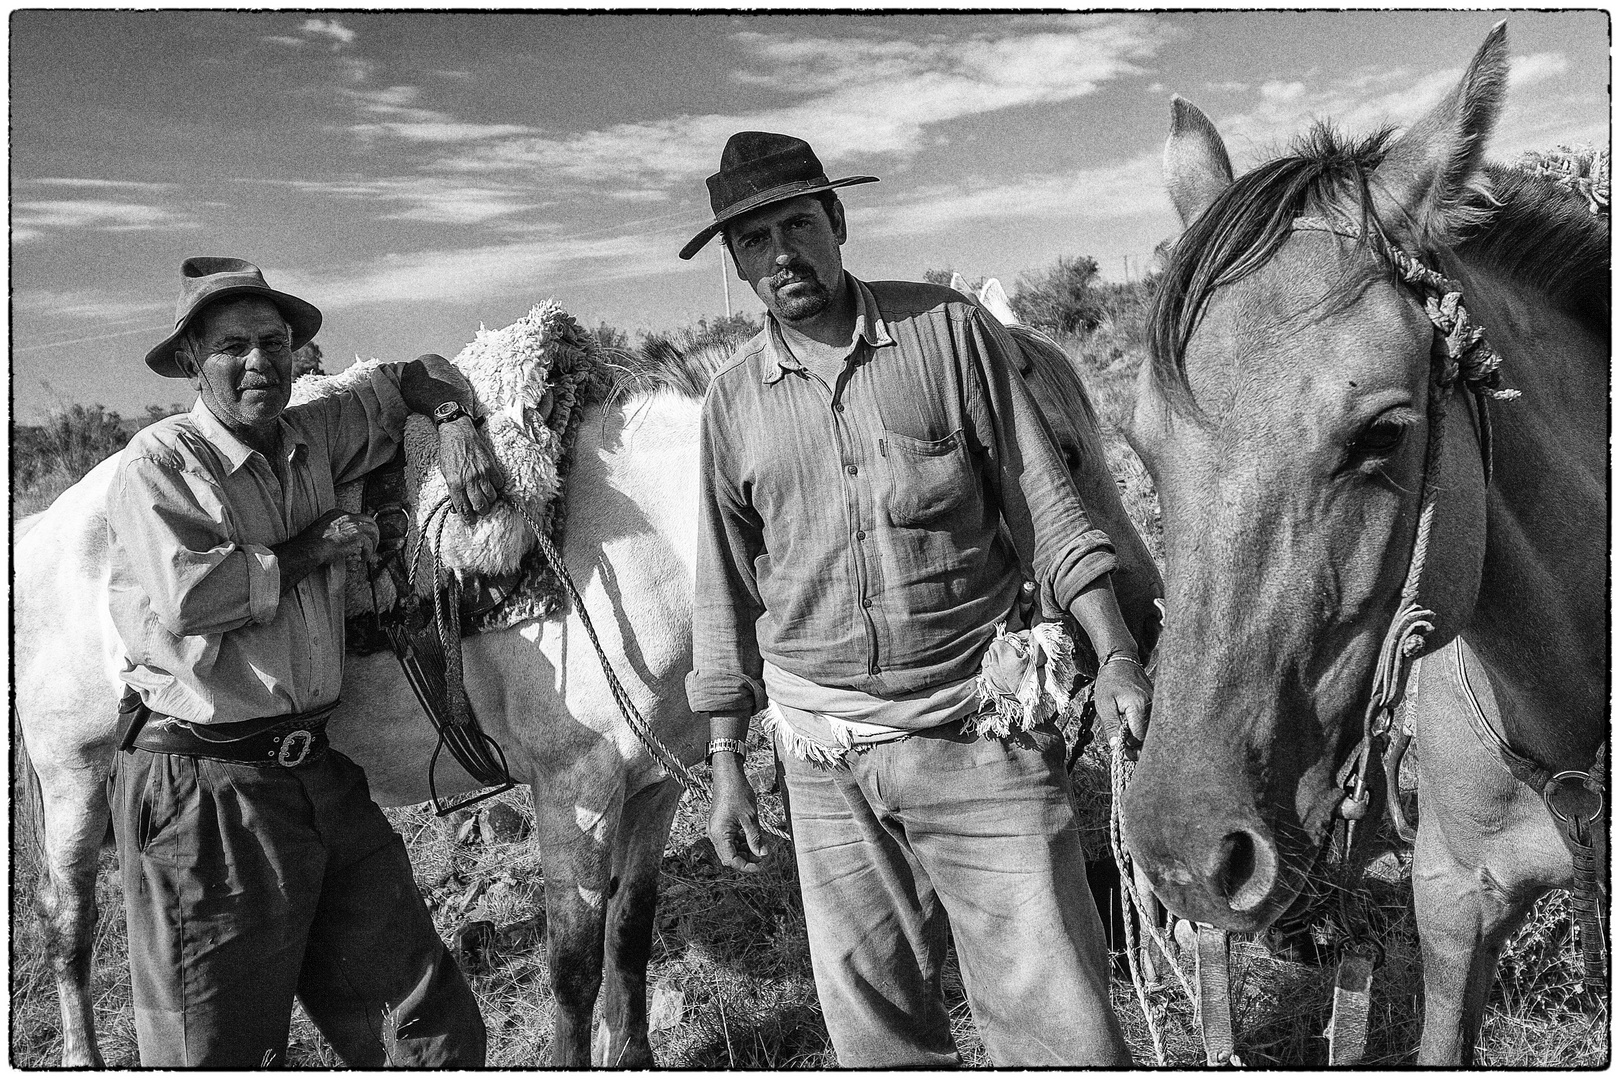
top-left (769, 265), bottom-right (823, 290)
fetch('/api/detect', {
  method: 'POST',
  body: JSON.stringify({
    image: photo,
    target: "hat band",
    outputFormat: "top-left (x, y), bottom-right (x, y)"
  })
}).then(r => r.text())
top-left (713, 177), bottom-right (832, 228)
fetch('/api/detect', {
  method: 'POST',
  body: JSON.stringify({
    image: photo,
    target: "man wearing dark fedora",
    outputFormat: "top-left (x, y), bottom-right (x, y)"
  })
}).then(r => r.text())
top-left (684, 132), bottom-right (1149, 1065)
top-left (104, 257), bottom-right (498, 1067)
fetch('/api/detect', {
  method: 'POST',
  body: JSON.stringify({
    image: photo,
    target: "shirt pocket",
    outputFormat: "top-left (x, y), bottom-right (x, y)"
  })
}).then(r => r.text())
top-left (882, 427), bottom-right (975, 528)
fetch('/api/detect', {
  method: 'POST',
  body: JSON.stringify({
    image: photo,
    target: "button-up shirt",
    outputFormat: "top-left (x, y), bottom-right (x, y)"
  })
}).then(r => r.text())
top-left (686, 276), bottom-right (1117, 717)
top-left (107, 369), bottom-right (410, 724)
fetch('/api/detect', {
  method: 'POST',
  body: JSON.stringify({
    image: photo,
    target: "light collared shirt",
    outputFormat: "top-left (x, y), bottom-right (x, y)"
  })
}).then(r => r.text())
top-left (686, 275), bottom-right (1117, 717)
top-left (107, 369), bottom-right (410, 723)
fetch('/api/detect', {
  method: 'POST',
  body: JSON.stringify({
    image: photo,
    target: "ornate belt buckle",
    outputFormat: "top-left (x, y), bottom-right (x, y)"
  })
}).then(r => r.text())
top-left (276, 729), bottom-right (315, 767)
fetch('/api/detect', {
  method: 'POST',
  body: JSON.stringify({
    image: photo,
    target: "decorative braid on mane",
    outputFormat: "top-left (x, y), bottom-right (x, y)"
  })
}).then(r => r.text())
top-left (1148, 126), bottom-right (1405, 415)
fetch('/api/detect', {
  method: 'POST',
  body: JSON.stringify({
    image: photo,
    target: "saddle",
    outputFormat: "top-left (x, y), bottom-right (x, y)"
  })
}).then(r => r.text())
top-left (303, 300), bottom-right (614, 813)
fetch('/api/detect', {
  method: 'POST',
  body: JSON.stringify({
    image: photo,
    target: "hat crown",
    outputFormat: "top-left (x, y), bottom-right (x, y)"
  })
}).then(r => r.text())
top-left (706, 131), bottom-right (829, 218)
top-left (174, 257), bottom-right (273, 324)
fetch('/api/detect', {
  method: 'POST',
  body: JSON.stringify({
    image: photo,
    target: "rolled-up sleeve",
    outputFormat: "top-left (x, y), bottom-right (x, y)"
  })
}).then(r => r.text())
top-left (302, 362), bottom-right (413, 487)
top-left (964, 309), bottom-right (1117, 619)
top-left (109, 455), bottom-right (281, 637)
top-left (685, 389), bottom-right (769, 717)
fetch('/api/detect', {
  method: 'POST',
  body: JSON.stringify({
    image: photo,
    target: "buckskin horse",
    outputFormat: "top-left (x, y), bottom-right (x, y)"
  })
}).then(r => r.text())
top-left (1119, 25), bottom-right (1607, 1064)
top-left (15, 298), bottom-right (1161, 1067)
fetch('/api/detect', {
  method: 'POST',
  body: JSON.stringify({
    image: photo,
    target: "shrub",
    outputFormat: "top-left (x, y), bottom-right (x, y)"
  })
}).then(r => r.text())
top-left (1010, 255), bottom-right (1109, 335)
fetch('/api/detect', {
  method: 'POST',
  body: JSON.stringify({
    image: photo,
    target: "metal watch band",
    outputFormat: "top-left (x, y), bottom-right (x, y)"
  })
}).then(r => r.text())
top-left (706, 737), bottom-right (748, 763)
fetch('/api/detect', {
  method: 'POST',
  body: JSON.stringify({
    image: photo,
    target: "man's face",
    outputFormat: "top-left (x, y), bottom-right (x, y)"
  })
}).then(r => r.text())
top-left (182, 297), bottom-right (295, 434)
top-left (727, 195), bottom-right (847, 325)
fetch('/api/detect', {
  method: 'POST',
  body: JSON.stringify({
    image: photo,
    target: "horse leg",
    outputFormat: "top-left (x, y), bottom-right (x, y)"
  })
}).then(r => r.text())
top-left (594, 776), bottom-right (682, 1067)
top-left (1407, 641), bottom-right (1566, 1065)
top-left (532, 780), bottom-right (622, 1066)
top-left (29, 758), bottom-right (113, 1067)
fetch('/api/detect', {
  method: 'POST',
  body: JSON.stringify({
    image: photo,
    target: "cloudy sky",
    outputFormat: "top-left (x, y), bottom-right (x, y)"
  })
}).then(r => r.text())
top-left (9, 9), bottom-right (1609, 422)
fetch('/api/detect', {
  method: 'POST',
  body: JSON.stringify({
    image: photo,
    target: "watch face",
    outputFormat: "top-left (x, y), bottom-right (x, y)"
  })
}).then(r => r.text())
top-left (434, 401), bottom-right (462, 422)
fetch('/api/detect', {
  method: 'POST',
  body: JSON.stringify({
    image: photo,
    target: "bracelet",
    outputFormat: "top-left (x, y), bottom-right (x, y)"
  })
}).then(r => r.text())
top-left (706, 737), bottom-right (748, 763)
top-left (1101, 649), bottom-right (1144, 670)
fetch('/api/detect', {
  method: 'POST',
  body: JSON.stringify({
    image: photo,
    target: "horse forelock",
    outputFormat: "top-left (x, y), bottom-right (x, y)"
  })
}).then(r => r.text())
top-left (1148, 124), bottom-right (1424, 420)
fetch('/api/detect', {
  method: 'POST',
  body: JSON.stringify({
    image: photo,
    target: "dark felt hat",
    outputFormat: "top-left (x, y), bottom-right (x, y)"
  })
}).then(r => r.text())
top-left (144, 257), bottom-right (322, 378)
top-left (679, 132), bottom-right (878, 260)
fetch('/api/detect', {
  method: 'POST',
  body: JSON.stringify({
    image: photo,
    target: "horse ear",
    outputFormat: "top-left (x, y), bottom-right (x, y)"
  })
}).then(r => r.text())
top-left (1164, 96), bottom-right (1234, 227)
top-left (1371, 22), bottom-right (1508, 246)
top-left (976, 278), bottom-right (1020, 327)
top-left (948, 272), bottom-right (973, 297)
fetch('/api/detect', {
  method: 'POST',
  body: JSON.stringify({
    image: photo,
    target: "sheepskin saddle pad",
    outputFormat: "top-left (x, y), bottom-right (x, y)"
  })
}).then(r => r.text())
top-left (290, 299), bottom-right (612, 641)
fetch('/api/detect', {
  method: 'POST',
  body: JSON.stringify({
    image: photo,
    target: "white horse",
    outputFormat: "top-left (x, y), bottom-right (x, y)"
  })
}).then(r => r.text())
top-left (16, 293), bottom-right (1162, 1068)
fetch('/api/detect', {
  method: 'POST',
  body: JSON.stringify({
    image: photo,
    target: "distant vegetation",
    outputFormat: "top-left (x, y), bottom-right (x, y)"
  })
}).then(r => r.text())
top-left (12, 402), bottom-right (187, 517)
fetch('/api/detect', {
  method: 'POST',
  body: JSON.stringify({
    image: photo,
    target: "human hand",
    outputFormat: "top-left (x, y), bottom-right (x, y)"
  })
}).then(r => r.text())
top-left (1095, 654), bottom-right (1153, 761)
top-left (708, 756), bottom-right (768, 873)
top-left (437, 417), bottom-right (503, 518)
top-left (301, 508), bottom-right (380, 565)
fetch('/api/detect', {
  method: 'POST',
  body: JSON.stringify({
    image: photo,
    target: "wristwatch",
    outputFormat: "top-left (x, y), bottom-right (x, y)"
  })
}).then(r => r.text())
top-left (706, 737), bottom-right (748, 764)
top-left (432, 400), bottom-right (482, 426)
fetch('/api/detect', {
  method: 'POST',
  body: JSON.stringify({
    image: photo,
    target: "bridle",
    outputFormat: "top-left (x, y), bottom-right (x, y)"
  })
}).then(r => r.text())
top-left (1289, 215), bottom-right (1517, 843)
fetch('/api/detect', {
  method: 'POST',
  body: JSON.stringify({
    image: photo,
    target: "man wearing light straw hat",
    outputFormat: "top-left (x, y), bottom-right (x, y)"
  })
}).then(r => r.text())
top-left (683, 132), bottom-right (1150, 1066)
top-left (105, 256), bottom-right (498, 1067)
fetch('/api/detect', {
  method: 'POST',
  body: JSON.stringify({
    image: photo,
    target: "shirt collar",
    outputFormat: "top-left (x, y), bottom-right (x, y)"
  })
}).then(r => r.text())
top-left (188, 397), bottom-right (307, 473)
top-left (762, 273), bottom-right (894, 385)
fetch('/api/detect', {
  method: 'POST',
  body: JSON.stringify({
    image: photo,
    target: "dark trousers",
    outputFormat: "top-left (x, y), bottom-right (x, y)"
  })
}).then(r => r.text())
top-left (109, 744), bottom-right (485, 1068)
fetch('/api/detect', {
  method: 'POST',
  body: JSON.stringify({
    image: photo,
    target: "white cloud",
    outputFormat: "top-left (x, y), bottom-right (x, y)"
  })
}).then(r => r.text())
top-left (292, 233), bottom-right (679, 309)
top-left (1198, 49), bottom-right (1583, 168)
top-left (12, 288), bottom-right (168, 323)
top-left (263, 35), bottom-right (304, 48)
top-left (12, 199), bottom-right (198, 242)
top-left (361, 16), bottom-right (1170, 198)
top-left (27, 177), bottom-right (180, 193)
top-left (301, 18), bottom-right (356, 46)
top-left (266, 176), bottom-right (540, 225)
top-left (864, 152), bottom-right (1171, 238)
top-left (1509, 52), bottom-right (1570, 88)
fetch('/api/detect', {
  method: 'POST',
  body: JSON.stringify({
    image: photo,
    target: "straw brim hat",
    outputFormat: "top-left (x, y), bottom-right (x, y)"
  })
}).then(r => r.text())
top-left (145, 257), bottom-right (322, 378)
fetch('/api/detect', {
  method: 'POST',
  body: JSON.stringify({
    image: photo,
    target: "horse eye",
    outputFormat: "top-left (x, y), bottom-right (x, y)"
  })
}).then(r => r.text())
top-left (1350, 419), bottom-right (1407, 455)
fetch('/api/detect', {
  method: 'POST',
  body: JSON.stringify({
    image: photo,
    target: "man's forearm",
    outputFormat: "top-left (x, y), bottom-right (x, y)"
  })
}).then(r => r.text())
top-left (1067, 573), bottom-right (1140, 661)
top-left (706, 712), bottom-right (751, 751)
top-left (270, 534), bottom-right (335, 594)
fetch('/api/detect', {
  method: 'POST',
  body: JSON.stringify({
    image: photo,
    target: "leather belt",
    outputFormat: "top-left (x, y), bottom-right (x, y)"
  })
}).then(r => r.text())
top-left (131, 712), bottom-right (332, 768)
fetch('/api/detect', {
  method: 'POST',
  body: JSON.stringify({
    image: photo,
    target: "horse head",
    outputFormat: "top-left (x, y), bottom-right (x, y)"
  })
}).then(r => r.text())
top-left (1120, 26), bottom-right (1510, 930)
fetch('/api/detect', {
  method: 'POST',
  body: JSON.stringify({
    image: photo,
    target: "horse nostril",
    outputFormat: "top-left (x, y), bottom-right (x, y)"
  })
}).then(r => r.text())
top-left (1214, 828), bottom-right (1278, 913)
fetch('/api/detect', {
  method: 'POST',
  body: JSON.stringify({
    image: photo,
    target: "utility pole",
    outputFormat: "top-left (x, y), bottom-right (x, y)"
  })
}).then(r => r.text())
top-left (720, 243), bottom-right (731, 318)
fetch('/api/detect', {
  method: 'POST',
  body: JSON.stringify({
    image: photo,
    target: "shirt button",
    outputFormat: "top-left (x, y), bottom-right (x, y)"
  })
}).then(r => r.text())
top-left (856, 530), bottom-right (866, 540)
top-left (872, 666), bottom-right (882, 675)
top-left (834, 403), bottom-right (845, 413)
top-left (845, 463), bottom-right (858, 475)
top-left (861, 598), bottom-right (873, 608)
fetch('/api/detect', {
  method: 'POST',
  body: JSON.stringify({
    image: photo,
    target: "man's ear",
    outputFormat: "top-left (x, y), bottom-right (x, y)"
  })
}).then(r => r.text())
top-left (829, 198), bottom-right (848, 245)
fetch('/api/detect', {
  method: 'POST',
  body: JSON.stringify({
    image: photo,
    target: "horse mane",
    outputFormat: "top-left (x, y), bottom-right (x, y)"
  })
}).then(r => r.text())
top-left (1148, 122), bottom-right (1610, 412)
top-left (1463, 163), bottom-right (1610, 337)
top-left (606, 339), bottom-right (742, 404)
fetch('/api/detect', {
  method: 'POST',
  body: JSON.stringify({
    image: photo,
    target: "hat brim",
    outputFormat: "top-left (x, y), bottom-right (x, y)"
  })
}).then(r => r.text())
top-left (679, 175), bottom-right (879, 261)
top-left (145, 286), bottom-right (323, 378)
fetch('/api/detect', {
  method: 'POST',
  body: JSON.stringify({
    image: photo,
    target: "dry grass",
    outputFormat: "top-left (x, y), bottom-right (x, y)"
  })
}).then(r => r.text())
top-left (8, 317), bottom-right (1607, 1068)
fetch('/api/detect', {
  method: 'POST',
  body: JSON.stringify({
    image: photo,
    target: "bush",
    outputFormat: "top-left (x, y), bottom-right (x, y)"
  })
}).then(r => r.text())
top-left (1011, 255), bottom-right (1108, 335)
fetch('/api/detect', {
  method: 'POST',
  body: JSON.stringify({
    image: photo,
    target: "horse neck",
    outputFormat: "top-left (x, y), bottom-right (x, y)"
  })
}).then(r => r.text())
top-left (570, 390), bottom-right (704, 572)
top-left (1450, 255), bottom-right (1608, 767)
